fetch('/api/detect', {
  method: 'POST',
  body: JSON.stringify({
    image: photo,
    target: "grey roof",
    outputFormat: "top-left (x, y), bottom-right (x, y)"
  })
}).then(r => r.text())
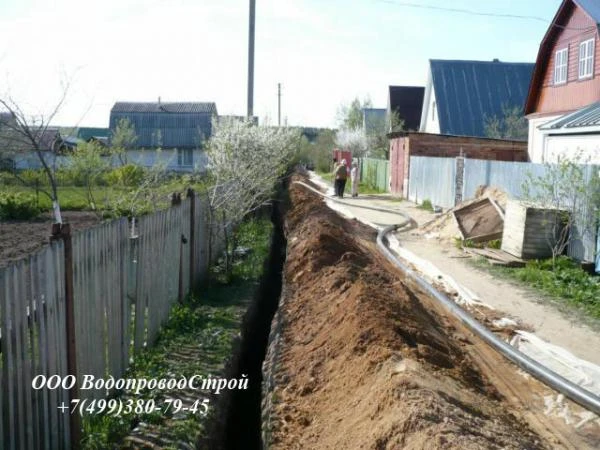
top-left (540, 101), bottom-right (600, 130)
top-left (430, 59), bottom-right (534, 138)
top-left (109, 101), bottom-right (218, 149)
top-left (111, 102), bottom-right (217, 114)
top-left (388, 86), bottom-right (424, 131)
top-left (575, 0), bottom-right (600, 24)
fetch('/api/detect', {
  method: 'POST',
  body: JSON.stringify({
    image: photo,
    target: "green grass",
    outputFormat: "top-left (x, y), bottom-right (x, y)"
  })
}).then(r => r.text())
top-left (472, 256), bottom-right (600, 321)
top-left (81, 218), bottom-right (273, 449)
top-left (1, 180), bottom-right (209, 216)
top-left (418, 199), bottom-right (434, 211)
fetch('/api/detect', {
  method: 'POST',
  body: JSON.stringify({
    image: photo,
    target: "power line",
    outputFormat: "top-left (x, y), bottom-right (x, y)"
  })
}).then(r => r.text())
top-left (374, 0), bottom-right (597, 32)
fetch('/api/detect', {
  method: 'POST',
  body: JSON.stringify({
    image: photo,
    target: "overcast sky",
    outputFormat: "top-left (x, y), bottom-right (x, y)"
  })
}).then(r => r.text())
top-left (0, 0), bottom-right (562, 129)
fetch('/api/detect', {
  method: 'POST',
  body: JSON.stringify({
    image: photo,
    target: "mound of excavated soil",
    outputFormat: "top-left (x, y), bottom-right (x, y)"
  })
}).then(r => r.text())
top-left (265, 176), bottom-right (550, 449)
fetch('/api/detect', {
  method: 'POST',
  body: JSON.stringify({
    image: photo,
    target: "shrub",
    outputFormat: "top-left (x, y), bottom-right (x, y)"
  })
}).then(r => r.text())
top-left (419, 199), bottom-right (434, 211)
top-left (19, 169), bottom-right (47, 186)
top-left (105, 164), bottom-right (146, 187)
top-left (0, 192), bottom-right (44, 220)
top-left (0, 171), bottom-right (19, 186)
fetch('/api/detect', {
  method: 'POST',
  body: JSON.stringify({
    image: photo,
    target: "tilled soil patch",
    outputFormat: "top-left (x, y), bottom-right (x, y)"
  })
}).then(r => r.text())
top-left (0, 211), bottom-right (102, 267)
top-left (264, 176), bottom-right (560, 449)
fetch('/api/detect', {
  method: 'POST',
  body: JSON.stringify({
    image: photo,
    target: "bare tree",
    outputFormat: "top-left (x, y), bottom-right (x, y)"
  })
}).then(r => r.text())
top-left (0, 83), bottom-right (71, 223)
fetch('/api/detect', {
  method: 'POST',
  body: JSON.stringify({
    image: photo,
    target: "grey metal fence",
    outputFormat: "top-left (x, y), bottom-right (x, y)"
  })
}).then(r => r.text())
top-left (408, 155), bottom-right (599, 264)
top-left (408, 156), bottom-right (456, 208)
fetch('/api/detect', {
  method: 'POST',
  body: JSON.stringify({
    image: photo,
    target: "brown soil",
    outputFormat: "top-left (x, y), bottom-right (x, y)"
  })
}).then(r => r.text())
top-left (266, 175), bottom-right (596, 449)
top-left (0, 211), bottom-right (102, 267)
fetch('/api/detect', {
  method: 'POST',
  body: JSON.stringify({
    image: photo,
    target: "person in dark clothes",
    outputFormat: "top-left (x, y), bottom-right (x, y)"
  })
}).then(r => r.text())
top-left (334, 158), bottom-right (348, 197)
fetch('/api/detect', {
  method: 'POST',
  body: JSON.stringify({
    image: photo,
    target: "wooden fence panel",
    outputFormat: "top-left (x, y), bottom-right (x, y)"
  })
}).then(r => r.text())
top-left (180, 198), bottom-right (191, 298)
top-left (1, 192), bottom-right (216, 446)
top-left (0, 242), bottom-right (70, 449)
top-left (134, 205), bottom-right (183, 350)
top-left (72, 218), bottom-right (129, 400)
top-left (193, 196), bottom-right (209, 286)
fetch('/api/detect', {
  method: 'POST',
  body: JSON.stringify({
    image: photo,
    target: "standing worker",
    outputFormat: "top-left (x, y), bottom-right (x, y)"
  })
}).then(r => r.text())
top-left (334, 158), bottom-right (348, 198)
top-left (350, 160), bottom-right (359, 197)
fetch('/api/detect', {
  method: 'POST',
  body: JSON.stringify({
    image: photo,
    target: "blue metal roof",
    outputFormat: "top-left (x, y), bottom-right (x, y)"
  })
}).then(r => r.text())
top-left (388, 86), bottom-right (424, 131)
top-left (430, 59), bottom-right (534, 138)
top-left (574, 0), bottom-right (600, 24)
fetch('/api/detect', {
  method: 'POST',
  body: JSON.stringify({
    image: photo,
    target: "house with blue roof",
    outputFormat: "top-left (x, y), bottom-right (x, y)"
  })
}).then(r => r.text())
top-left (109, 100), bottom-right (218, 172)
top-left (525, 0), bottom-right (600, 164)
top-left (419, 59), bottom-right (534, 139)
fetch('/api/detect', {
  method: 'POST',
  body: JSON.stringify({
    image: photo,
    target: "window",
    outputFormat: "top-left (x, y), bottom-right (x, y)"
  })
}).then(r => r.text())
top-left (432, 101), bottom-right (436, 121)
top-left (579, 38), bottom-right (595, 79)
top-left (178, 148), bottom-right (193, 167)
top-left (554, 48), bottom-right (568, 84)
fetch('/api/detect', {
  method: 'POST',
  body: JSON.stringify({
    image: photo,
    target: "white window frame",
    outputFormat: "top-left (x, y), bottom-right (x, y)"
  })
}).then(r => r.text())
top-left (554, 47), bottom-right (568, 84)
top-left (578, 38), bottom-right (595, 79)
top-left (177, 148), bottom-right (193, 167)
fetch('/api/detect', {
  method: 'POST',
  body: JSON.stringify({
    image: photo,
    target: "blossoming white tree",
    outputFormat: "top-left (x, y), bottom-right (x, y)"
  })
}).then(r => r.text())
top-left (334, 127), bottom-right (368, 159)
top-left (205, 118), bottom-right (300, 271)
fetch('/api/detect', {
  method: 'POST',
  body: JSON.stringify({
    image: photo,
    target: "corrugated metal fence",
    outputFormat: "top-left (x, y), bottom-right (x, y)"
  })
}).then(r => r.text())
top-left (408, 156), bottom-right (456, 207)
top-left (408, 155), bottom-right (599, 263)
top-left (359, 158), bottom-right (389, 192)
top-left (0, 192), bottom-right (223, 448)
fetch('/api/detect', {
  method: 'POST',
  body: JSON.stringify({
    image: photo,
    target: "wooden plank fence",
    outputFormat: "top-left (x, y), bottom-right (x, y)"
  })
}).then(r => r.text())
top-left (1, 191), bottom-right (223, 448)
top-left (1, 242), bottom-right (70, 450)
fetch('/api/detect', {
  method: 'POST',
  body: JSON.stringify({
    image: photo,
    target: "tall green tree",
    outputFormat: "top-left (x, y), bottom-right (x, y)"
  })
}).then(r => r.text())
top-left (337, 97), bottom-right (373, 130)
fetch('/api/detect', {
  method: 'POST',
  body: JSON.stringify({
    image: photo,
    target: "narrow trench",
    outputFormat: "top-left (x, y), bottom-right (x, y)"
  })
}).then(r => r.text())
top-left (210, 185), bottom-right (287, 450)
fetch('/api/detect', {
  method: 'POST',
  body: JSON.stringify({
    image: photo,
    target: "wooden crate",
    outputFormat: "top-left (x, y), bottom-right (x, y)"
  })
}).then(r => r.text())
top-left (501, 200), bottom-right (568, 259)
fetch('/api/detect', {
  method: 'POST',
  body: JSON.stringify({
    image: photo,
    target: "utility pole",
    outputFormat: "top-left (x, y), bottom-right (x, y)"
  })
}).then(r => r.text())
top-left (247, 0), bottom-right (256, 119)
top-left (278, 83), bottom-right (281, 126)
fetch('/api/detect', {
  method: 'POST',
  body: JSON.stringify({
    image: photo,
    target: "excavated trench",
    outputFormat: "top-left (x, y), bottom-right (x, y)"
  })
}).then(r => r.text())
top-left (206, 173), bottom-right (598, 450)
top-left (207, 184), bottom-right (288, 450)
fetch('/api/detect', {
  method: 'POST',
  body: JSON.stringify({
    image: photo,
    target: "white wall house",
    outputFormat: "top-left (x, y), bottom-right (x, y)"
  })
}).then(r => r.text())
top-left (531, 102), bottom-right (600, 164)
top-left (419, 69), bottom-right (440, 134)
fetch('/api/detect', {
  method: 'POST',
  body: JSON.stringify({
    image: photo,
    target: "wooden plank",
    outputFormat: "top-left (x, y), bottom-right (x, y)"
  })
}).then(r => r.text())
top-left (45, 246), bottom-right (59, 448)
top-left (134, 216), bottom-right (146, 352)
top-left (0, 266), bottom-right (8, 449)
top-left (11, 262), bottom-right (26, 450)
top-left (35, 249), bottom-right (50, 450)
top-left (21, 258), bottom-right (34, 450)
top-left (29, 254), bottom-right (42, 449)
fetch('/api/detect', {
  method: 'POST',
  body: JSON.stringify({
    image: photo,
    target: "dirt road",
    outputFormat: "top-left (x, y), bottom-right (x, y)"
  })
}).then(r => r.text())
top-left (262, 175), bottom-right (599, 449)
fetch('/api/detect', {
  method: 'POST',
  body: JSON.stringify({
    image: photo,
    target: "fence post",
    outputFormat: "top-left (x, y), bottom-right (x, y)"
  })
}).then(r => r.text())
top-left (455, 150), bottom-right (465, 206)
top-left (50, 223), bottom-right (81, 449)
top-left (187, 189), bottom-right (196, 291)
